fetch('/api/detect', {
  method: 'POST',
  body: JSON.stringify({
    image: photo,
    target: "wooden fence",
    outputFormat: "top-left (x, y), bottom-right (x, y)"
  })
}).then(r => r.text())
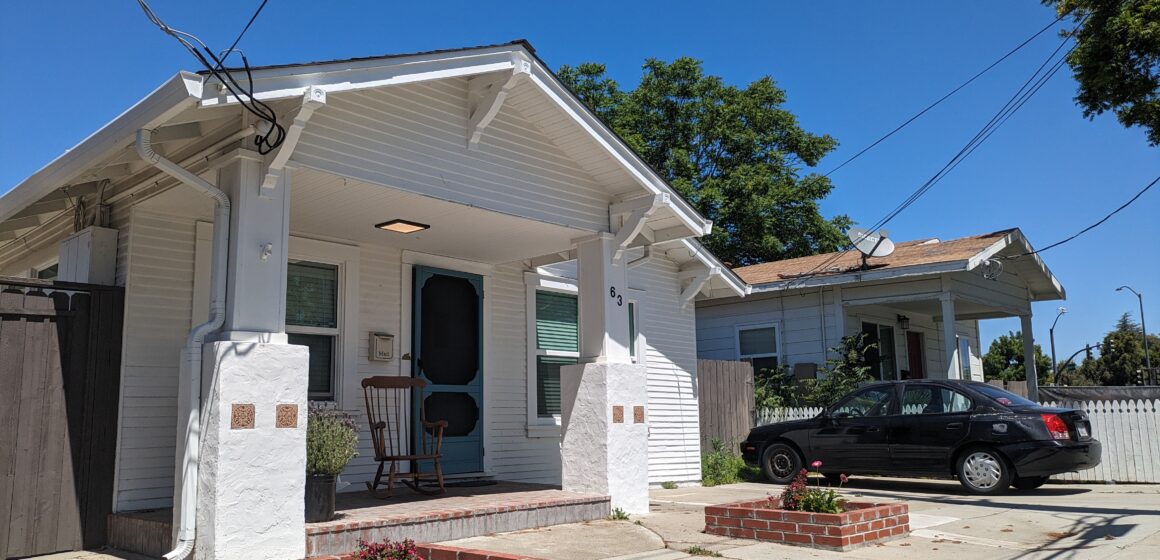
top-left (697, 360), bottom-right (754, 453)
top-left (754, 399), bottom-right (1160, 483)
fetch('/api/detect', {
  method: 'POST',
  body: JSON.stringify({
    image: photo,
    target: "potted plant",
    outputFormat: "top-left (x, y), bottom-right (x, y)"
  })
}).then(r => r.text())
top-left (305, 404), bottom-right (358, 522)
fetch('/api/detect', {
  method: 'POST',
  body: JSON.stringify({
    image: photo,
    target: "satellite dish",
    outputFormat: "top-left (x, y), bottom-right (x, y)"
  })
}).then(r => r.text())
top-left (848, 227), bottom-right (895, 270)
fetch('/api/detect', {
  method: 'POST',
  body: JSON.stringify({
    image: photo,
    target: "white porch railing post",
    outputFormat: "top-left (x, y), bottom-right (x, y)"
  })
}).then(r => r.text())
top-left (940, 293), bottom-right (958, 380)
top-left (1021, 313), bottom-right (1040, 402)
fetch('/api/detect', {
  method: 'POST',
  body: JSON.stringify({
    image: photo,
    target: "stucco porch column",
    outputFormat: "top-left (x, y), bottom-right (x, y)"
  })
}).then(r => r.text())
top-left (560, 234), bottom-right (649, 514)
top-left (1020, 313), bottom-right (1040, 402)
top-left (192, 152), bottom-right (308, 559)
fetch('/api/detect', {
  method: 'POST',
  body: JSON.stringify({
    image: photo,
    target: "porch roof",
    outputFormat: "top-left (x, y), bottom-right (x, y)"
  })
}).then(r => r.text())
top-left (736, 228), bottom-right (1065, 301)
top-left (1, 41), bottom-right (713, 257)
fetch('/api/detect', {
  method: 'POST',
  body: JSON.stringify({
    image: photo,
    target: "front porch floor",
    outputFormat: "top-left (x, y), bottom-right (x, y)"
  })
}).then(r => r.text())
top-left (306, 482), bottom-right (610, 557)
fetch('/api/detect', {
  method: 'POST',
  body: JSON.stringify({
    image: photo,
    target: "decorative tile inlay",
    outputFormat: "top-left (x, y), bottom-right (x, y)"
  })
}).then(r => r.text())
top-left (612, 405), bottom-right (624, 424)
top-left (276, 404), bottom-right (298, 428)
top-left (231, 403), bottom-right (255, 429)
top-left (633, 406), bottom-right (645, 423)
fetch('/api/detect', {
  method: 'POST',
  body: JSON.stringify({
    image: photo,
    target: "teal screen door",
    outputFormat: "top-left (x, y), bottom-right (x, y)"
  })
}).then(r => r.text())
top-left (412, 266), bottom-right (483, 474)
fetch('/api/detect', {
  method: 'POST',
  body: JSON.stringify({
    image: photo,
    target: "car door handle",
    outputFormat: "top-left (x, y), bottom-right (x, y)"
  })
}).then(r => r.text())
top-left (946, 423), bottom-right (964, 430)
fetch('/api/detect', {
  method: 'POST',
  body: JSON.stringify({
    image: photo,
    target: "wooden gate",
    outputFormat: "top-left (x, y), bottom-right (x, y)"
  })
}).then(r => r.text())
top-left (697, 360), bottom-right (754, 454)
top-left (0, 277), bottom-right (124, 558)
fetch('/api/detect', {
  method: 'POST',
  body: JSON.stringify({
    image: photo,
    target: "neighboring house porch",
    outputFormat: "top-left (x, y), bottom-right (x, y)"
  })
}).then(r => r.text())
top-left (696, 229), bottom-right (1066, 398)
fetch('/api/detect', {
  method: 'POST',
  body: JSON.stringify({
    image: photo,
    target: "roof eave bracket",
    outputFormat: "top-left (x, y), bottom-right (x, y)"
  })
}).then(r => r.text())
top-left (466, 54), bottom-right (532, 151)
top-left (260, 86), bottom-right (327, 191)
top-left (611, 193), bottom-right (669, 263)
top-left (681, 267), bottom-right (716, 308)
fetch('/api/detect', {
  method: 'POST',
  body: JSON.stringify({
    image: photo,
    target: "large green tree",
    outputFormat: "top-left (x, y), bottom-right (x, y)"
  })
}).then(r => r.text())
top-left (983, 331), bottom-right (1054, 385)
top-left (1072, 313), bottom-right (1160, 385)
top-left (1044, 0), bottom-right (1160, 145)
top-left (557, 59), bottom-right (851, 265)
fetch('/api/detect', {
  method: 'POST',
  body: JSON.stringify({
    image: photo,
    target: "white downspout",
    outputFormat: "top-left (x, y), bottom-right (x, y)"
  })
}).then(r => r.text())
top-left (135, 128), bottom-right (231, 560)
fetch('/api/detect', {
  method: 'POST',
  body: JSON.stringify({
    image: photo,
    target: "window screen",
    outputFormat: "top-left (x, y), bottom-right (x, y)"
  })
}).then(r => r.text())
top-left (286, 262), bottom-right (338, 328)
top-left (739, 327), bottom-right (777, 356)
top-left (536, 291), bottom-right (578, 352)
top-left (288, 333), bottom-right (334, 396)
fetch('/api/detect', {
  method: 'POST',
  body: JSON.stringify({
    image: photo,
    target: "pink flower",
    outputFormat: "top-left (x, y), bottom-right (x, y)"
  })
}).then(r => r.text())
top-left (840, 474), bottom-right (849, 483)
top-left (811, 460), bottom-right (823, 468)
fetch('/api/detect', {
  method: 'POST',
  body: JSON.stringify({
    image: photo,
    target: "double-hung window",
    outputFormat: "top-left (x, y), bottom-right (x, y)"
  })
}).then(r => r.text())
top-left (738, 324), bottom-right (779, 374)
top-left (533, 290), bottom-right (579, 419)
top-left (286, 261), bottom-right (340, 400)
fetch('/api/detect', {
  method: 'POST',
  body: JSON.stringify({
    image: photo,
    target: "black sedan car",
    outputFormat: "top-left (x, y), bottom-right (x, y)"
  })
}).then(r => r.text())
top-left (740, 380), bottom-right (1101, 494)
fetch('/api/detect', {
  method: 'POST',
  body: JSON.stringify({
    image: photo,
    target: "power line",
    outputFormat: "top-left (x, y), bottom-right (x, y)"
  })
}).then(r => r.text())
top-left (1004, 175), bottom-right (1159, 260)
top-left (216, 0), bottom-right (268, 70)
top-left (823, 14), bottom-right (1065, 177)
top-left (785, 25), bottom-right (1080, 288)
top-left (136, 0), bottom-right (285, 154)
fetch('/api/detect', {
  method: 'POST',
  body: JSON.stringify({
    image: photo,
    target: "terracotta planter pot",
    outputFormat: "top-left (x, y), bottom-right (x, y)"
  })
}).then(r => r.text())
top-left (305, 474), bottom-right (337, 523)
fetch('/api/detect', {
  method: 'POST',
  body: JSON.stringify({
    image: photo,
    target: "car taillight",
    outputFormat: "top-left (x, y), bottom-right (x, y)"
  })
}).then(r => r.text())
top-left (1041, 413), bottom-right (1070, 440)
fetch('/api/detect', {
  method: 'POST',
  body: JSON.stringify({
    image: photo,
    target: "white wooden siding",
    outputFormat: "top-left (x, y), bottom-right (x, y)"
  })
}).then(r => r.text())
top-left (114, 209), bottom-right (196, 510)
top-left (291, 80), bottom-right (611, 234)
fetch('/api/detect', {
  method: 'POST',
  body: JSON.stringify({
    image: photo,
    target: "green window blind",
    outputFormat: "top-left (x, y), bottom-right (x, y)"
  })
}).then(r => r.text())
top-left (536, 355), bottom-right (576, 418)
top-left (288, 333), bottom-right (334, 397)
top-left (535, 291), bottom-right (578, 352)
top-left (628, 301), bottom-right (636, 358)
top-left (286, 262), bottom-right (338, 328)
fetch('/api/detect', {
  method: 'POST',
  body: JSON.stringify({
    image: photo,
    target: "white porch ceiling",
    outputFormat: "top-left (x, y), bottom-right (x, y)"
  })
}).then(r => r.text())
top-left (289, 167), bottom-right (589, 264)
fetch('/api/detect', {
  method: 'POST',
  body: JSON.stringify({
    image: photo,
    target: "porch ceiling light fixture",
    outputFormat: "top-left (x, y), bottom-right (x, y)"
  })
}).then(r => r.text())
top-left (375, 219), bottom-right (430, 234)
top-left (897, 314), bottom-right (910, 330)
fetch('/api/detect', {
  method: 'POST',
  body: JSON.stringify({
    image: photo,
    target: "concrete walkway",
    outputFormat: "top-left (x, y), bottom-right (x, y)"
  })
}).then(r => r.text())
top-left (442, 477), bottom-right (1160, 559)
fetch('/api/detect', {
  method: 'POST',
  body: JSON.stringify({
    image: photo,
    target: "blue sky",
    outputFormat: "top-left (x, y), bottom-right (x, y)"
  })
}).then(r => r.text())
top-left (1, 1), bottom-right (1156, 359)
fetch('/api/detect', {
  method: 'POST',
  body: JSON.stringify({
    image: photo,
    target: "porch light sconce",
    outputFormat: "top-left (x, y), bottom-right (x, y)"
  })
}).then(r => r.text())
top-left (375, 219), bottom-right (430, 234)
top-left (897, 315), bottom-right (910, 330)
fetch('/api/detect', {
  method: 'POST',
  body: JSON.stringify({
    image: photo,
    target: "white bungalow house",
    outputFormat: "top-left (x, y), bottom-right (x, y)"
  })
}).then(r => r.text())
top-left (696, 229), bottom-right (1066, 399)
top-left (0, 41), bottom-right (745, 559)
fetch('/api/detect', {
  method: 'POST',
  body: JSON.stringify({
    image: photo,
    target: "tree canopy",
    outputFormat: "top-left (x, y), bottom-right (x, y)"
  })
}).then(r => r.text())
top-left (1044, 0), bottom-right (1160, 145)
top-left (982, 330), bottom-right (1054, 385)
top-left (1069, 313), bottom-right (1160, 385)
top-left (557, 59), bottom-right (851, 265)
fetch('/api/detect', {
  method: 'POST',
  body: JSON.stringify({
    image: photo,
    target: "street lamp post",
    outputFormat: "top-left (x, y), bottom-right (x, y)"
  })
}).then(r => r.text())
top-left (1049, 307), bottom-right (1067, 385)
top-left (1117, 286), bottom-right (1152, 385)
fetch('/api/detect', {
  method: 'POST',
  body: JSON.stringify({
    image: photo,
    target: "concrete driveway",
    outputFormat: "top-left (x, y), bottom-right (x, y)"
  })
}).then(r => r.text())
top-left (443, 477), bottom-right (1160, 560)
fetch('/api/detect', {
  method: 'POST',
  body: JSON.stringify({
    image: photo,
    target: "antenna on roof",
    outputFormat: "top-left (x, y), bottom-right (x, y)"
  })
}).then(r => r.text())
top-left (847, 227), bottom-right (895, 270)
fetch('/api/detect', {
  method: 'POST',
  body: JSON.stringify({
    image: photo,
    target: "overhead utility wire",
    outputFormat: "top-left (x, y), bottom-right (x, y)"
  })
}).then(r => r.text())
top-left (215, 0), bottom-right (268, 72)
top-left (823, 14), bottom-right (1066, 177)
top-left (785, 24), bottom-right (1080, 289)
top-left (136, 0), bottom-right (285, 154)
top-left (1004, 175), bottom-right (1159, 259)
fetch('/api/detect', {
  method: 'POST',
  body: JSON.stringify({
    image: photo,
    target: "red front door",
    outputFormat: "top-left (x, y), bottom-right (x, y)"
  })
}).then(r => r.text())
top-left (906, 331), bottom-right (925, 379)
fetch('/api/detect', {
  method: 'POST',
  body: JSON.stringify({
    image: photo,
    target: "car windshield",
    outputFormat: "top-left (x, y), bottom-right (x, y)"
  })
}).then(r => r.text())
top-left (973, 384), bottom-right (1037, 407)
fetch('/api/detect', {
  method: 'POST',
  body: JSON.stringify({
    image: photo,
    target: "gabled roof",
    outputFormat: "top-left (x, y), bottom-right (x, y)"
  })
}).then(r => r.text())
top-left (734, 228), bottom-right (1065, 301)
top-left (1, 41), bottom-right (714, 253)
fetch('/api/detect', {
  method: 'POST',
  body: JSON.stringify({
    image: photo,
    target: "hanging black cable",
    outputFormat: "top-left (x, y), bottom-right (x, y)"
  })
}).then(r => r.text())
top-left (136, 0), bottom-right (285, 154)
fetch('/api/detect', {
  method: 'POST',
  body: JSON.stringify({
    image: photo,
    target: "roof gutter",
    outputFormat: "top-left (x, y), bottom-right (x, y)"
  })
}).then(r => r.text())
top-left (135, 128), bottom-right (230, 560)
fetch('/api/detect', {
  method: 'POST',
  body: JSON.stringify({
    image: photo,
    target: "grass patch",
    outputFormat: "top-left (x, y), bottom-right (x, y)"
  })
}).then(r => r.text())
top-left (609, 507), bottom-right (630, 521)
top-left (701, 439), bottom-right (761, 487)
top-left (661, 481), bottom-right (678, 489)
top-left (685, 545), bottom-right (722, 557)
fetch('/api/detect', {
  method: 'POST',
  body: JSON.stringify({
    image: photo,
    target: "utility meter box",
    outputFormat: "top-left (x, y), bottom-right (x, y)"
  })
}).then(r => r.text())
top-left (58, 226), bottom-right (118, 285)
top-left (369, 332), bottom-right (394, 361)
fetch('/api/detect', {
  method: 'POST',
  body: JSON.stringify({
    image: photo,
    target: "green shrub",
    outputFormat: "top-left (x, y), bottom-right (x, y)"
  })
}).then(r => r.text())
top-left (685, 545), bottom-right (723, 557)
top-left (800, 334), bottom-right (875, 407)
top-left (610, 507), bottom-right (630, 520)
top-left (306, 405), bottom-right (358, 476)
top-left (701, 439), bottom-right (760, 487)
top-left (773, 462), bottom-right (846, 514)
top-left (661, 481), bottom-right (678, 490)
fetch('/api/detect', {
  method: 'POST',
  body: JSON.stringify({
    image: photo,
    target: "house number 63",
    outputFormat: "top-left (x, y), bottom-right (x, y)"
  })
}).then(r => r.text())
top-left (609, 286), bottom-right (623, 306)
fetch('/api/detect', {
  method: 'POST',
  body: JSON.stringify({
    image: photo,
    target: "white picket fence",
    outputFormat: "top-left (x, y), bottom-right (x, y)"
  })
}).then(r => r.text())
top-left (754, 399), bottom-right (1160, 483)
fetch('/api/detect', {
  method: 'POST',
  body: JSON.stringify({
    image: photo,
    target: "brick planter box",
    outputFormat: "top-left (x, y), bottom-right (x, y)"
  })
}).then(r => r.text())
top-left (704, 500), bottom-right (909, 551)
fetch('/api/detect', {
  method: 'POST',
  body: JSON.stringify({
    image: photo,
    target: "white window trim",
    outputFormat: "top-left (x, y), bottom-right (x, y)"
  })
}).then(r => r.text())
top-left (29, 256), bottom-right (59, 280)
top-left (857, 318), bottom-right (900, 381)
top-left (625, 287), bottom-right (647, 367)
top-left (288, 236), bottom-right (359, 406)
top-left (735, 321), bottom-right (781, 365)
top-left (525, 272), bottom-right (578, 438)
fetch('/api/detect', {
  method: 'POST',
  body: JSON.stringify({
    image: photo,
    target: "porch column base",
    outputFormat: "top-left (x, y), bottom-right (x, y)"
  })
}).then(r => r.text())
top-left (196, 341), bottom-right (308, 560)
top-left (559, 362), bottom-right (649, 514)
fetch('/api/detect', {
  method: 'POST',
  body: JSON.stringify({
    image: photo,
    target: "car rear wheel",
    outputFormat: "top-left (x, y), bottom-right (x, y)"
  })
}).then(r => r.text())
top-left (1012, 475), bottom-right (1049, 490)
top-left (761, 442), bottom-right (802, 485)
top-left (956, 447), bottom-right (1012, 495)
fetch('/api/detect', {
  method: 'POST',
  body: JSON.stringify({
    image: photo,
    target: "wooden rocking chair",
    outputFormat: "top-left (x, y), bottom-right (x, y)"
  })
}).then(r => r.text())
top-left (361, 376), bottom-right (447, 497)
